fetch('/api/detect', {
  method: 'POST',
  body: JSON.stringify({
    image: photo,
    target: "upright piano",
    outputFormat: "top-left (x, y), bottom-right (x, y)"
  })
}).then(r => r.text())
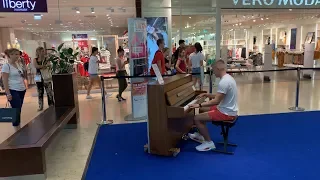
top-left (146, 74), bottom-right (206, 156)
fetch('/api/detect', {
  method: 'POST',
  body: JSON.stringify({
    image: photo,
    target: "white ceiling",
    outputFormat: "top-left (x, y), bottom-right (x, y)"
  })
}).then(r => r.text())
top-left (0, 0), bottom-right (136, 33)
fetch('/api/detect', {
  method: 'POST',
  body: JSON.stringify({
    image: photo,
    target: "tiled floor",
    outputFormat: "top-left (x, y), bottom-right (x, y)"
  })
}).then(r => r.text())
top-left (1, 71), bottom-right (320, 179)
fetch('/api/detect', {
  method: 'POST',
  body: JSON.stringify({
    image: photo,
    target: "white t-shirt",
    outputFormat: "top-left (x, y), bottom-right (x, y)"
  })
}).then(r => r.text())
top-left (1, 63), bottom-right (26, 91)
top-left (217, 74), bottom-right (238, 116)
top-left (189, 52), bottom-right (205, 68)
top-left (88, 55), bottom-right (99, 74)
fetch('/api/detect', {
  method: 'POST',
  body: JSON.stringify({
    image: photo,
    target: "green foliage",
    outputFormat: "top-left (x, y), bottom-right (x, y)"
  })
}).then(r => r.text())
top-left (47, 43), bottom-right (79, 74)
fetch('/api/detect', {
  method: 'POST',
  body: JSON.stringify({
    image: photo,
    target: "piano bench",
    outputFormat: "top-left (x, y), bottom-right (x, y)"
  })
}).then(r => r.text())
top-left (211, 117), bottom-right (238, 155)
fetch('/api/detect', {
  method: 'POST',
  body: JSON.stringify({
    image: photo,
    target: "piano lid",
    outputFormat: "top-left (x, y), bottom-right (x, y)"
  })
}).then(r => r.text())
top-left (148, 74), bottom-right (191, 86)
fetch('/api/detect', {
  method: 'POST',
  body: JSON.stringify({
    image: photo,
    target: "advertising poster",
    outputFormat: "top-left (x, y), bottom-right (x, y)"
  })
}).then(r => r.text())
top-left (290, 28), bottom-right (297, 50)
top-left (145, 17), bottom-right (168, 71)
top-left (128, 18), bottom-right (148, 119)
top-left (72, 34), bottom-right (88, 52)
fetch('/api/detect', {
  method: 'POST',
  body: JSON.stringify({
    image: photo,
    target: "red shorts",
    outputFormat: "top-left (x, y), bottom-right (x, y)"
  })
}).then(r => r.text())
top-left (208, 106), bottom-right (236, 121)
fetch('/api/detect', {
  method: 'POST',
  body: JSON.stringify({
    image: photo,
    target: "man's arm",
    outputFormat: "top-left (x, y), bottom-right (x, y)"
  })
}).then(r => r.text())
top-left (200, 93), bottom-right (225, 107)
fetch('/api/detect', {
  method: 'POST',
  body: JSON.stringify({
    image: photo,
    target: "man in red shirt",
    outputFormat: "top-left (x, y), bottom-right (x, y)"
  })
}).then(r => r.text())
top-left (150, 39), bottom-right (166, 75)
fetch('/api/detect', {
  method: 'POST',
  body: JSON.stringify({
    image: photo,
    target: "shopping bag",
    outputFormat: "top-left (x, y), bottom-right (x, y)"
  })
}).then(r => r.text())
top-left (0, 102), bottom-right (19, 125)
top-left (34, 73), bottom-right (42, 82)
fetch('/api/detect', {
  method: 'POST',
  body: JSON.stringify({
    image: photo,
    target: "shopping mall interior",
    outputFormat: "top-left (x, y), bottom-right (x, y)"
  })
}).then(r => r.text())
top-left (1, 0), bottom-right (320, 179)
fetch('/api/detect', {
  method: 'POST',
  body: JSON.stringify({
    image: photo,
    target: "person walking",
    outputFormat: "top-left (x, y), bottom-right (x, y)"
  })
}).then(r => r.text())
top-left (1, 48), bottom-right (27, 126)
top-left (189, 42), bottom-right (205, 90)
top-left (116, 47), bottom-right (128, 101)
top-left (33, 47), bottom-right (54, 111)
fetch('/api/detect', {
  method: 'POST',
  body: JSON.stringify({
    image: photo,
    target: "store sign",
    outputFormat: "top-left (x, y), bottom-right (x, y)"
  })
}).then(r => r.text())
top-left (0, 0), bottom-right (47, 12)
top-left (72, 34), bottom-right (88, 40)
top-left (220, 0), bottom-right (320, 8)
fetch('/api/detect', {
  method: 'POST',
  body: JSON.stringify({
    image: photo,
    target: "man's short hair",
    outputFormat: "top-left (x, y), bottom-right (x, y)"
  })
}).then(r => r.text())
top-left (157, 39), bottom-right (164, 46)
top-left (179, 40), bottom-right (185, 45)
top-left (214, 59), bottom-right (226, 70)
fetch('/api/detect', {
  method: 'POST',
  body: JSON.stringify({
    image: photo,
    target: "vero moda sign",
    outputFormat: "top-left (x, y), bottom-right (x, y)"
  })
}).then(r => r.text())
top-left (219, 0), bottom-right (320, 8)
top-left (1, 0), bottom-right (47, 12)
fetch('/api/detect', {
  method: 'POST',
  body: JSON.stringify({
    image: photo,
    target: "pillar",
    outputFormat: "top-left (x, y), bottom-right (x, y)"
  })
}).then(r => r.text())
top-left (215, 7), bottom-right (221, 61)
top-left (0, 28), bottom-right (16, 51)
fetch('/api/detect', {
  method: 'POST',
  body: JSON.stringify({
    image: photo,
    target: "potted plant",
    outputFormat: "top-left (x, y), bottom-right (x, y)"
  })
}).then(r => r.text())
top-left (48, 43), bottom-right (80, 122)
top-left (47, 43), bottom-right (80, 74)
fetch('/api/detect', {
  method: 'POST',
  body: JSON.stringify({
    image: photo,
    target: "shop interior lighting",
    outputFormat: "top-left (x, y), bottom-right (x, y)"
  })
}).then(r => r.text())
top-left (189, 17), bottom-right (191, 19)
top-left (266, 17), bottom-right (269, 20)
top-left (76, 10), bottom-right (80, 14)
top-left (106, 8), bottom-right (115, 12)
top-left (253, 19), bottom-right (256, 22)
top-left (91, 8), bottom-right (95, 14)
top-left (289, 9), bottom-right (292, 11)
top-left (261, 18), bottom-right (264, 20)
top-left (34, 14), bottom-right (42, 20)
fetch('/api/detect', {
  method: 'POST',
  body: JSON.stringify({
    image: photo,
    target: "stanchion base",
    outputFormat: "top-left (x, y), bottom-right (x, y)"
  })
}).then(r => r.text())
top-left (97, 120), bottom-right (114, 125)
top-left (263, 76), bottom-right (271, 82)
top-left (289, 107), bottom-right (305, 112)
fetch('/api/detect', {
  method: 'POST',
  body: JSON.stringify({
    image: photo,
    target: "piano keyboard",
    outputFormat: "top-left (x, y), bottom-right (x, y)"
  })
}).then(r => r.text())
top-left (184, 99), bottom-right (198, 111)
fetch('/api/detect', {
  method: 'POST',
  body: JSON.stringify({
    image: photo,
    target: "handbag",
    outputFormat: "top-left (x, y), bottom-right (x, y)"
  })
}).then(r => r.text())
top-left (40, 60), bottom-right (52, 82)
top-left (0, 102), bottom-right (20, 126)
top-left (40, 68), bottom-right (52, 82)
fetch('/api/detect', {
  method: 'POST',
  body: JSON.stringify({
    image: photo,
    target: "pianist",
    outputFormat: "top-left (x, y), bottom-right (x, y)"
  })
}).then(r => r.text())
top-left (188, 60), bottom-right (238, 151)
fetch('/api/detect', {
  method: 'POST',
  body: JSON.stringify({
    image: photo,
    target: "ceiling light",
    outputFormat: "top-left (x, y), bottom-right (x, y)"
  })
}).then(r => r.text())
top-left (91, 7), bottom-right (95, 13)
top-left (266, 17), bottom-right (269, 19)
top-left (253, 19), bottom-right (256, 22)
top-left (76, 10), bottom-right (80, 14)
top-left (101, 28), bottom-right (103, 29)
top-left (49, 24), bottom-right (52, 25)
top-left (289, 9), bottom-right (292, 11)
top-left (106, 14), bottom-right (109, 16)
top-left (261, 18), bottom-right (264, 20)
top-left (236, 24), bottom-right (238, 26)
top-left (189, 17), bottom-right (191, 19)
top-left (36, 24), bottom-right (39, 26)
top-left (239, 23), bottom-right (242, 25)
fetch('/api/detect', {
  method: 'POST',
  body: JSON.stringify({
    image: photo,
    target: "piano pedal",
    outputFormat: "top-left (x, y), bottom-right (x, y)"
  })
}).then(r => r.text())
top-left (169, 148), bottom-right (180, 157)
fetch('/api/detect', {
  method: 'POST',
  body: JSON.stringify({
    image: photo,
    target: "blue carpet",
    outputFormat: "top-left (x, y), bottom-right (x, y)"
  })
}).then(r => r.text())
top-left (84, 111), bottom-right (320, 180)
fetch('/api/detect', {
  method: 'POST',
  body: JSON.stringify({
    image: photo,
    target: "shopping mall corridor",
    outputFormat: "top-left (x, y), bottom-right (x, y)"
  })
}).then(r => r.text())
top-left (0, 71), bottom-right (320, 180)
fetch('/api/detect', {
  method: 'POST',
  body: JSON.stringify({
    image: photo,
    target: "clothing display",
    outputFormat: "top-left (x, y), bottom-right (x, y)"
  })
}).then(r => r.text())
top-left (241, 48), bottom-right (246, 58)
top-left (276, 51), bottom-right (285, 67)
top-left (314, 40), bottom-right (320, 60)
top-left (249, 53), bottom-right (263, 66)
top-left (280, 51), bottom-right (304, 65)
top-left (100, 48), bottom-right (111, 65)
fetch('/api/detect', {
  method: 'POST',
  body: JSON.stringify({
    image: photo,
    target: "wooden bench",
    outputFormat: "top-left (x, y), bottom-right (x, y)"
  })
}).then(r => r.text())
top-left (0, 106), bottom-right (77, 180)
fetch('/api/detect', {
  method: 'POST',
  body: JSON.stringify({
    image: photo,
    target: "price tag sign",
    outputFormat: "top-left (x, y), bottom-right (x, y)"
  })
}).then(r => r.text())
top-left (151, 64), bottom-right (164, 85)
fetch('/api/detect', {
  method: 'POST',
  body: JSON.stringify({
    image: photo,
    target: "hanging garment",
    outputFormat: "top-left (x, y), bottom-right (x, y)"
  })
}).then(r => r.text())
top-left (241, 48), bottom-right (246, 58)
top-left (314, 40), bottom-right (320, 60)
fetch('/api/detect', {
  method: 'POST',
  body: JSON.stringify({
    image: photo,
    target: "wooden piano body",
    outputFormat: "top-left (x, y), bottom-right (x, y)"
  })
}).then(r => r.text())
top-left (147, 74), bottom-right (206, 156)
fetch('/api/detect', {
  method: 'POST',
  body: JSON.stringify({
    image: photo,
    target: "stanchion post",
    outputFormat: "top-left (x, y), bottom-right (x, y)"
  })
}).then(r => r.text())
top-left (289, 67), bottom-right (305, 111)
top-left (98, 76), bottom-right (113, 125)
top-left (209, 68), bottom-right (213, 94)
